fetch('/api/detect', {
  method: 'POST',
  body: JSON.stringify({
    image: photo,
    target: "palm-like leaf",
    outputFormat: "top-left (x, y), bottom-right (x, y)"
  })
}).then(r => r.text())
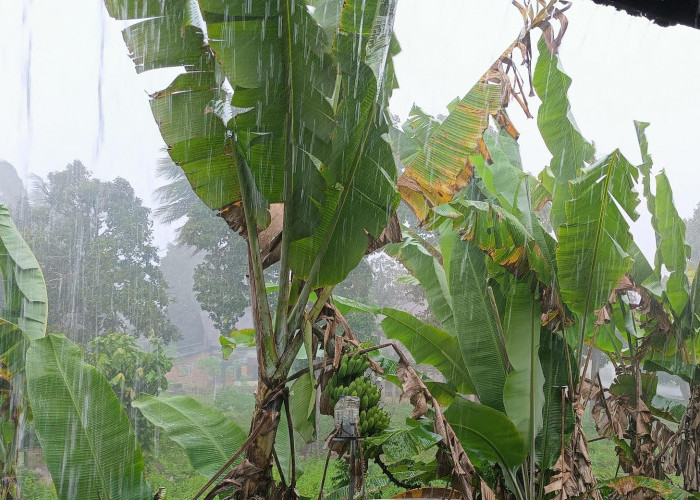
top-left (26, 334), bottom-right (149, 500)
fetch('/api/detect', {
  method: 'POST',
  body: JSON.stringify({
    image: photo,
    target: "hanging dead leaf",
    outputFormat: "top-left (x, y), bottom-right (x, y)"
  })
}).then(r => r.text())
top-left (396, 360), bottom-right (429, 419)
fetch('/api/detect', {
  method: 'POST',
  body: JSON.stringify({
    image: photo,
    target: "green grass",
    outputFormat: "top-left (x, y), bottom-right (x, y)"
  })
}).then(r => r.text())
top-left (145, 436), bottom-right (204, 499)
top-left (18, 468), bottom-right (57, 500)
top-left (581, 409), bottom-right (619, 479)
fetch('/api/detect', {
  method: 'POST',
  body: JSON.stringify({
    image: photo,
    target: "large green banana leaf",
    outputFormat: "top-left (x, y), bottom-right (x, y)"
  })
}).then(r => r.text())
top-left (444, 396), bottom-right (525, 470)
top-left (556, 150), bottom-right (640, 333)
top-left (133, 394), bottom-right (247, 478)
top-left (0, 204), bottom-right (47, 341)
top-left (105, 0), bottom-right (400, 287)
top-left (533, 37), bottom-right (595, 232)
top-left (502, 283), bottom-right (544, 451)
top-left (384, 236), bottom-right (454, 333)
top-left (449, 240), bottom-right (506, 411)
top-left (26, 335), bottom-right (150, 500)
top-left (379, 307), bottom-right (474, 394)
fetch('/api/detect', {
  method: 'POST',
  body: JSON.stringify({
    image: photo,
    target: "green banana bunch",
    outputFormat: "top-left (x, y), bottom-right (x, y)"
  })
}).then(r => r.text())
top-left (326, 353), bottom-right (390, 438)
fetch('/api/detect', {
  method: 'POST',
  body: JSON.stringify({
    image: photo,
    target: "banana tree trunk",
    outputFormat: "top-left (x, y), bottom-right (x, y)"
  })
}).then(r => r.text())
top-left (206, 245), bottom-right (290, 499)
top-left (240, 381), bottom-right (284, 498)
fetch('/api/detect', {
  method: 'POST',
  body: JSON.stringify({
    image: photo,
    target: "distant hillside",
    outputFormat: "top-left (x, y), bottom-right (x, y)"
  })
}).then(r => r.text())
top-left (0, 161), bottom-right (26, 210)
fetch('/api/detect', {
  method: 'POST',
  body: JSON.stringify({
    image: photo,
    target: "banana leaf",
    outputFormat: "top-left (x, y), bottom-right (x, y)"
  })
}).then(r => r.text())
top-left (27, 335), bottom-right (150, 500)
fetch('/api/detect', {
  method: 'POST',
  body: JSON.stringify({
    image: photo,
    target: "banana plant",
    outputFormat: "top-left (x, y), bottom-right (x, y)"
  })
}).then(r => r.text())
top-left (104, 0), bottom-right (406, 496)
top-left (383, 170), bottom-right (570, 499)
top-left (0, 204), bottom-right (47, 500)
top-left (383, 24), bottom-right (676, 497)
top-left (1, 205), bottom-right (151, 500)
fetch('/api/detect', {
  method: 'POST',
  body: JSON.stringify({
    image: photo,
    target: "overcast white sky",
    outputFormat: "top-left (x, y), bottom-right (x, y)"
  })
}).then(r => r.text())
top-left (1, 0), bottom-right (699, 258)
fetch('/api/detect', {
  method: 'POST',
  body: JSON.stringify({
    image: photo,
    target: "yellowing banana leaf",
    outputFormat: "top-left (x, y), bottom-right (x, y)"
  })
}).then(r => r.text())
top-left (594, 476), bottom-right (695, 500)
top-left (434, 199), bottom-right (554, 285)
top-left (397, 74), bottom-right (508, 224)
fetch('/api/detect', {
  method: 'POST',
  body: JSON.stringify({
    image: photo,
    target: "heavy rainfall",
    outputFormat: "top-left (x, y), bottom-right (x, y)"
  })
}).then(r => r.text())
top-left (1, 0), bottom-right (700, 499)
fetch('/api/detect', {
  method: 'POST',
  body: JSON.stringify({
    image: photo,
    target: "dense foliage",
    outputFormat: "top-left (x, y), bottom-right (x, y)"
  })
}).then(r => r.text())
top-left (23, 162), bottom-right (178, 343)
top-left (1, 1), bottom-right (699, 500)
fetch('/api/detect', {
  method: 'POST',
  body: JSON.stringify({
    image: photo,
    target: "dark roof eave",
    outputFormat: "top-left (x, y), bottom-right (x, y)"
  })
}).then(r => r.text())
top-left (589, 0), bottom-right (699, 30)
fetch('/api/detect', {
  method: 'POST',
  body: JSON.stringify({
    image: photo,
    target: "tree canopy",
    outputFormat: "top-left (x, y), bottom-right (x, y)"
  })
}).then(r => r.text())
top-left (24, 161), bottom-right (177, 342)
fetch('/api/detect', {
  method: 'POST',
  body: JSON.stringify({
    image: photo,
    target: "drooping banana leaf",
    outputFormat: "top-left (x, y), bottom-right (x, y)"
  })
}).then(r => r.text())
top-left (105, 0), bottom-right (401, 287)
top-left (435, 198), bottom-right (554, 285)
top-left (0, 204), bottom-right (47, 341)
top-left (444, 396), bottom-right (526, 470)
top-left (132, 393), bottom-right (247, 478)
top-left (379, 308), bottom-right (474, 394)
top-left (449, 240), bottom-right (507, 411)
top-left (533, 37), bottom-right (595, 232)
top-left (26, 334), bottom-right (150, 500)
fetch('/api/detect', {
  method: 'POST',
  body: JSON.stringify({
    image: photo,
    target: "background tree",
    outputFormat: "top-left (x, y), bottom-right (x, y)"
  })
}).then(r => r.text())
top-left (24, 161), bottom-right (178, 343)
top-left (86, 332), bottom-right (173, 449)
top-left (156, 159), bottom-right (249, 336)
